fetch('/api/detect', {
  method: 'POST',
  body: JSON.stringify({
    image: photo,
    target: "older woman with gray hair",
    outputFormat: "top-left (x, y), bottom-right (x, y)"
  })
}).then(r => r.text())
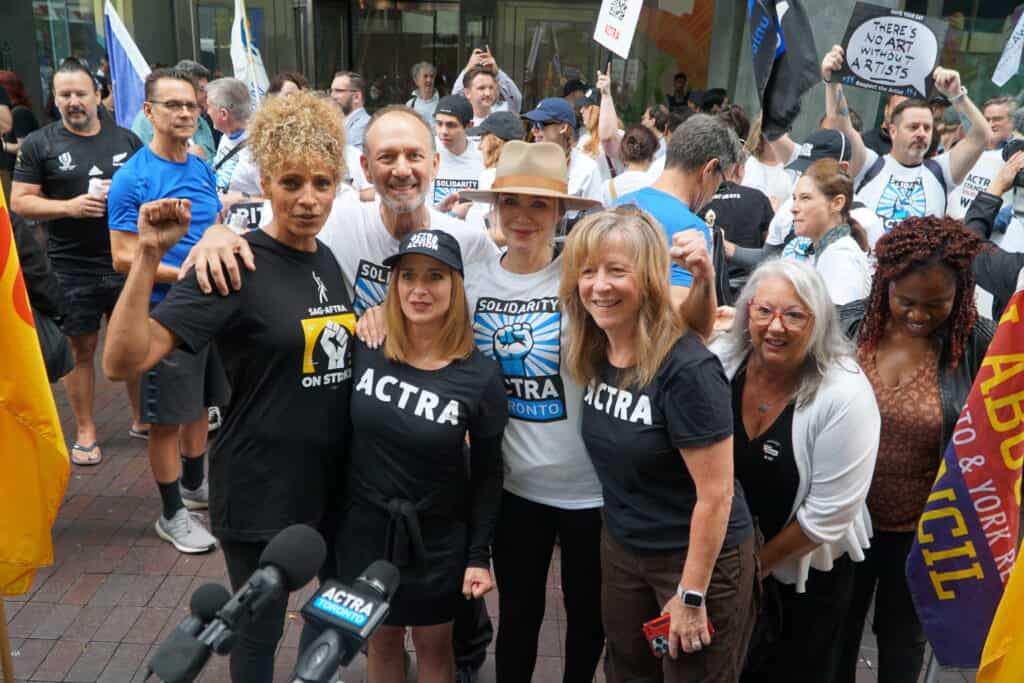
top-left (713, 259), bottom-right (880, 682)
top-left (407, 61), bottom-right (439, 126)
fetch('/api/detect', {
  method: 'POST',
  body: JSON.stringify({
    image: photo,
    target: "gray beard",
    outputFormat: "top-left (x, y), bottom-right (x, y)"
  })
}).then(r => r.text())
top-left (380, 190), bottom-right (426, 214)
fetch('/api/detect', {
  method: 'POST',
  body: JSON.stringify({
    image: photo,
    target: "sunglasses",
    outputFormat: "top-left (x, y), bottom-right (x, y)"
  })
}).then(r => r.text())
top-left (530, 120), bottom-right (561, 131)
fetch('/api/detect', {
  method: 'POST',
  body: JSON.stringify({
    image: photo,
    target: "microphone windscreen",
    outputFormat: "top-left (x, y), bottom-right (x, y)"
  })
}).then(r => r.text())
top-left (357, 560), bottom-right (401, 601)
top-left (190, 582), bottom-right (231, 621)
top-left (259, 524), bottom-right (327, 591)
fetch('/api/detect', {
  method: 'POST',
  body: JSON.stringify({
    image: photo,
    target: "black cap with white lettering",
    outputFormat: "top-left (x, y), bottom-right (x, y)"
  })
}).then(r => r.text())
top-left (383, 229), bottom-right (464, 276)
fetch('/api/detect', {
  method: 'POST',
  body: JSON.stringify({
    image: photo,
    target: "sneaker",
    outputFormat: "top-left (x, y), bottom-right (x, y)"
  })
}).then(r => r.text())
top-left (208, 406), bottom-right (222, 432)
top-left (155, 508), bottom-right (217, 554)
top-left (180, 480), bottom-right (209, 511)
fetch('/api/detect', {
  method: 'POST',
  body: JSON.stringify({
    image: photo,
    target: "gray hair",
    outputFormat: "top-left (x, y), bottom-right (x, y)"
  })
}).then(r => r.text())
top-left (719, 258), bottom-right (855, 406)
top-left (173, 59), bottom-right (211, 82)
top-left (410, 62), bottom-right (435, 80)
top-left (1014, 108), bottom-right (1024, 136)
top-left (665, 113), bottom-right (742, 173)
top-left (206, 78), bottom-right (253, 123)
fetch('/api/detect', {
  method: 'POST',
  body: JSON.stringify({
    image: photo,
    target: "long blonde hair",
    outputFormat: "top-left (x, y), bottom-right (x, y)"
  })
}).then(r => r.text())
top-left (560, 206), bottom-right (684, 388)
top-left (383, 264), bottom-right (475, 364)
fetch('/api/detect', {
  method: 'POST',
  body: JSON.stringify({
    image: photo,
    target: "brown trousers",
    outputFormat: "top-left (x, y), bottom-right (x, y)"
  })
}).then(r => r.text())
top-left (601, 530), bottom-right (758, 683)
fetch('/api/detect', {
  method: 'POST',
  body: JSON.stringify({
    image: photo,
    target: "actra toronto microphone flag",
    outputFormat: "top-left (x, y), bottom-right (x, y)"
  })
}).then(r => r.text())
top-left (906, 295), bottom-right (1024, 668)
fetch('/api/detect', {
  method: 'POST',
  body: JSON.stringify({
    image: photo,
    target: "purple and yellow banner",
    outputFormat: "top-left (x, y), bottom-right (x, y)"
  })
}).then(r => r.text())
top-left (906, 295), bottom-right (1024, 668)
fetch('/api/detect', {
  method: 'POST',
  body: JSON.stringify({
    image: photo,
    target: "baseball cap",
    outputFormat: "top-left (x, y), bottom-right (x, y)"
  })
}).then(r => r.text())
top-left (383, 230), bottom-right (464, 276)
top-left (786, 129), bottom-right (852, 173)
top-left (574, 88), bottom-right (601, 109)
top-left (435, 95), bottom-right (473, 127)
top-left (942, 107), bottom-right (963, 126)
top-left (521, 97), bottom-right (577, 126)
top-left (563, 79), bottom-right (588, 97)
top-left (466, 111), bottom-right (526, 141)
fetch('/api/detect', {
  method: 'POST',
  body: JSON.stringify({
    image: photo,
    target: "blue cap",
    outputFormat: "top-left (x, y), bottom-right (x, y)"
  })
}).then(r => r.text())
top-left (521, 97), bottom-right (576, 126)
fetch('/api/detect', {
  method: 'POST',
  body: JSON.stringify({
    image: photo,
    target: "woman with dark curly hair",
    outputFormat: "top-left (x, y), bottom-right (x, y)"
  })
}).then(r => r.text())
top-left (834, 216), bottom-right (994, 683)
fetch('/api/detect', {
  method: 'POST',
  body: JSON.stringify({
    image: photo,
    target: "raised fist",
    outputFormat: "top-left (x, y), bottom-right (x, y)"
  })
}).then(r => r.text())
top-left (138, 198), bottom-right (192, 255)
top-left (493, 323), bottom-right (533, 375)
top-left (320, 320), bottom-right (350, 370)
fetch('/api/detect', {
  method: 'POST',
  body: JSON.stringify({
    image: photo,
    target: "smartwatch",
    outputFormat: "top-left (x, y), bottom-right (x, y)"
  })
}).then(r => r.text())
top-left (676, 587), bottom-right (705, 608)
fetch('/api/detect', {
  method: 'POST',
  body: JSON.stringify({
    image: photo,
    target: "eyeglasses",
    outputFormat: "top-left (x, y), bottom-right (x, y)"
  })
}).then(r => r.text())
top-left (747, 299), bottom-right (813, 331)
top-left (148, 100), bottom-right (200, 113)
top-left (331, 88), bottom-right (358, 94)
top-left (530, 120), bottom-right (560, 131)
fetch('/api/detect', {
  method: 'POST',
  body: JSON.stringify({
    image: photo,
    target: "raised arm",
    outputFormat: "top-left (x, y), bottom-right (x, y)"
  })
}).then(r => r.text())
top-left (671, 229), bottom-right (717, 341)
top-left (596, 66), bottom-right (621, 161)
top-left (103, 199), bottom-right (190, 381)
top-left (933, 67), bottom-right (992, 184)
top-left (821, 45), bottom-right (869, 178)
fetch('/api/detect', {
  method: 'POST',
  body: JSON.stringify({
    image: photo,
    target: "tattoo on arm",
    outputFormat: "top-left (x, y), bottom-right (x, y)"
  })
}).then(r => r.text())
top-left (835, 86), bottom-right (850, 118)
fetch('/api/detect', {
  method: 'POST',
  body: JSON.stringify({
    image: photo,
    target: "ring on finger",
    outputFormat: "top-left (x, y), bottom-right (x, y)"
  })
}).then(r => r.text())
top-left (690, 640), bottom-right (701, 650)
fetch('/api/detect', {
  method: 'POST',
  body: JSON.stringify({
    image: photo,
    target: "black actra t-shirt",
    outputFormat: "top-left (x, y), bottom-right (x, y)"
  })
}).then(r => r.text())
top-left (581, 334), bottom-right (752, 553)
top-left (697, 181), bottom-right (774, 248)
top-left (152, 230), bottom-right (356, 542)
top-left (13, 118), bottom-right (142, 274)
top-left (347, 340), bottom-right (508, 553)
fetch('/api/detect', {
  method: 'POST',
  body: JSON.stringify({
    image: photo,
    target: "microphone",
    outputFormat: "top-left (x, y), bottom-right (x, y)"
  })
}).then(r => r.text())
top-left (147, 583), bottom-right (231, 682)
top-left (291, 560), bottom-right (401, 683)
top-left (199, 524), bottom-right (327, 654)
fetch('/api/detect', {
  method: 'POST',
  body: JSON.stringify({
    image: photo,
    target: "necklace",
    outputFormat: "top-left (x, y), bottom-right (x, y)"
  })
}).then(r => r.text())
top-left (747, 366), bottom-right (796, 415)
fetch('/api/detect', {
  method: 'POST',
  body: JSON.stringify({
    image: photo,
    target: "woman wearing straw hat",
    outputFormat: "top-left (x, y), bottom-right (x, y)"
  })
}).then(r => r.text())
top-left (457, 140), bottom-right (608, 682)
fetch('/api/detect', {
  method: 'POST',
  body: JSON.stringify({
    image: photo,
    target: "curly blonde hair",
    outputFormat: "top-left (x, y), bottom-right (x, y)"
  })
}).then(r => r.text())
top-left (247, 90), bottom-right (346, 181)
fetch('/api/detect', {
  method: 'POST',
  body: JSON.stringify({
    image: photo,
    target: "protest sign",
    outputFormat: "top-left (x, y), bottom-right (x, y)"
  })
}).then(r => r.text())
top-left (593, 0), bottom-right (644, 59)
top-left (833, 2), bottom-right (948, 99)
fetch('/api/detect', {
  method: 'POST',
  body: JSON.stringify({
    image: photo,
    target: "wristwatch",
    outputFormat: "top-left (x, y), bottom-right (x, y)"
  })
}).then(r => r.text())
top-left (676, 587), bottom-right (705, 608)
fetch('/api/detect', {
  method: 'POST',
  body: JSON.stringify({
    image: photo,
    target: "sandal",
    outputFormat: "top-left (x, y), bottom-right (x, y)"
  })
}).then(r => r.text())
top-left (71, 442), bottom-right (102, 466)
top-left (128, 426), bottom-right (150, 440)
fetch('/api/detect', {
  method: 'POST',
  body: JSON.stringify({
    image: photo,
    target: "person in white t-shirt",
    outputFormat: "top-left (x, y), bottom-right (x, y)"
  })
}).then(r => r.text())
top-left (946, 97), bottom-right (1018, 219)
top-left (430, 95), bottom-right (485, 208)
top-left (456, 111), bottom-right (527, 234)
top-left (206, 77), bottom-right (261, 201)
top-left (742, 114), bottom-right (796, 210)
top-left (522, 97), bottom-right (603, 217)
top-left (575, 82), bottom-right (623, 183)
top-left (405, 61), bottom-right (439, 127)
top-left (821, 44), bottom-right (991, 232)
top-left (602, 125), bottom-right (656, 204)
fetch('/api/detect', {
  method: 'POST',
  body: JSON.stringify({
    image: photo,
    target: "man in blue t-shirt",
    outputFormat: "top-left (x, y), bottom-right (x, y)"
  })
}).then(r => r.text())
top-left (613, 113), bottom-right (742, 309)
top-left (109, 67), bottom-right (224, 555)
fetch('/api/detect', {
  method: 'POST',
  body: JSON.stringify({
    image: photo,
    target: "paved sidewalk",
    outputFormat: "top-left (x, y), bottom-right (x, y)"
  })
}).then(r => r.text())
top-left (4, 368), bottom-right (977, 682)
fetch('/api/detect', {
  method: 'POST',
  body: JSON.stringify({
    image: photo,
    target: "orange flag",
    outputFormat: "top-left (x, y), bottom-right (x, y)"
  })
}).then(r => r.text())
top-left (0, 184), bottom-right (69, 596)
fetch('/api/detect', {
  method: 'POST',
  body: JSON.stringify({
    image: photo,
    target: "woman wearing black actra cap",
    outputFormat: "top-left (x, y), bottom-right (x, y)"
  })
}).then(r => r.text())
top-left (103, 91), bottom-right (355, 683)
top-left (336, 229), bottom-right (508, 683)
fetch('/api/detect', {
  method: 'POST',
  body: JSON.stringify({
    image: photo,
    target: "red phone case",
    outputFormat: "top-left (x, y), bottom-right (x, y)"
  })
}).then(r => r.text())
top-left (641, 614), bottom-right (715, 658)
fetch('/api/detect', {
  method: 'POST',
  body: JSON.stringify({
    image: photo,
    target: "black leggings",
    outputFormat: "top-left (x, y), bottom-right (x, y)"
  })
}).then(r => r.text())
top-left (492, 491), bottom-right (604, 683)
top-left (221, 540), bottom-right (290, 683)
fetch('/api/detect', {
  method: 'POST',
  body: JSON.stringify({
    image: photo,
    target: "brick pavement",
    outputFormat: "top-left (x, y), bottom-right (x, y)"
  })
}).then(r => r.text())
top-left (4, 367), bottom-right (978, 682)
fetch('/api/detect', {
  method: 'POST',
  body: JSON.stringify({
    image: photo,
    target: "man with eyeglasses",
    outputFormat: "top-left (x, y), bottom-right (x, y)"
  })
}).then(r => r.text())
top-left (11, 56), bottom-right (146, 469)
top-left (330, 71), bottom-right (370, 151)
top-left (945, 96), bottom-right (1020, 221)
top-left (131, 60), bottom-right (217, 162)
top-left (106, 67), bottom-right (227, 555)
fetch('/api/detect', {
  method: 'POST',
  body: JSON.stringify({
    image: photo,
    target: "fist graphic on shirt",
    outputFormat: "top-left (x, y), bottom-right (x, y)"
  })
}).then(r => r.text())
top-left (320, 320), bottom-right (350, 370)
top-left (494, 323), bottom-right (533, 376)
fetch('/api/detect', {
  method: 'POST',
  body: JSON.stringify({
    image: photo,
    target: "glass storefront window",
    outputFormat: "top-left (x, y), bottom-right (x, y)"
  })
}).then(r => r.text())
top-left (33, 0), bottom-right (106, 107)
top-left (197, 0), bottom-right (267, 79)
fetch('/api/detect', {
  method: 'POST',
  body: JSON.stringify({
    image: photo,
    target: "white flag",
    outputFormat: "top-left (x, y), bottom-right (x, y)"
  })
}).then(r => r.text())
top-left (994, 9), bottom-right (1024, 87)
top-left (231, 0), bottom-right (269, 111)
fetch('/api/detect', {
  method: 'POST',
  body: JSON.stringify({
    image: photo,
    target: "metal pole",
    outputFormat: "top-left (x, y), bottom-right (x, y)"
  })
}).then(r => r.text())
top-left (924, 647), bottom-right (940, 683)
top-left (0, 601), bottom-right (15, 683)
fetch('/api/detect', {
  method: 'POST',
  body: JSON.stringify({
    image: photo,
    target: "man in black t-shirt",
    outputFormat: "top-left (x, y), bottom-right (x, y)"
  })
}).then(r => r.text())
top-left (0, 85), bottom-right (12, 136)
top-left (11, 58), bottom-right (144, 466)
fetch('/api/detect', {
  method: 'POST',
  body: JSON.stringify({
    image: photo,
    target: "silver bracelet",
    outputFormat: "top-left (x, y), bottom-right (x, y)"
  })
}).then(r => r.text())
top-left (950, 85), bottom-right (968, 103)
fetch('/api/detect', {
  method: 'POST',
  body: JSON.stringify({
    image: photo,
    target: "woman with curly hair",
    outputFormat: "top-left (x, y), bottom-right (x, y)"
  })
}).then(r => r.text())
top-left (834, 216), bottom-right (994, 683)
top-left (104, 90), bottom-right (354, 683)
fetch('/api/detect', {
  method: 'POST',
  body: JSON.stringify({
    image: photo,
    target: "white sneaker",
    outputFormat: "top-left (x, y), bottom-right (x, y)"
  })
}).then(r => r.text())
top-left (208, 406), bottom-right (222, 432)
top-left (180, 480), bottom-right (209, 511)
top-left (155, 508), bottom-right (217, 554)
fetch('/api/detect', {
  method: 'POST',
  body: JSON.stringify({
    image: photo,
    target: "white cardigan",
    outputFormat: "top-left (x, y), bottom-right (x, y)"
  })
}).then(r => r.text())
top-left (714, 348), bottom-right (881, 592)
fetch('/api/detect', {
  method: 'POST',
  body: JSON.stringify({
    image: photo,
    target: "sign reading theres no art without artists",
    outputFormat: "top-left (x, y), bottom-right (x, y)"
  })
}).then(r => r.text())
top-left (833, 2), bottom-right (949, 100)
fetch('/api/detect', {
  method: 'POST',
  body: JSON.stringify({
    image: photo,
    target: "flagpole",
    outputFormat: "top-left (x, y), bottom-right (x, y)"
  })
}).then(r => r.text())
top-left (0, 601), bottom-right (15, 683)
top-left (239, 0), bottom-right (261, 107)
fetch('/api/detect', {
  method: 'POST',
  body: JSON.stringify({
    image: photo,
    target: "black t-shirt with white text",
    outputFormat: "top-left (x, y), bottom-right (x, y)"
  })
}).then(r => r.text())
top-left (581, 334), bottom-right (752, 553)
top-left (13, 119), bottom-right (142, 274)
top-left (697, 181), bottom-right (773, 252)
top-left (152, 230), bottom-right (356, 542)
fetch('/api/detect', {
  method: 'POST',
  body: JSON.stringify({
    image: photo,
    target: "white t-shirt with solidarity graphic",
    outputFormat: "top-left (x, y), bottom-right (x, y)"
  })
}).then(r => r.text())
top-left (317, 199), bottom-right (499, 315)
top-left (465, 254), bottom-right (604, 509)
top-left (430, 138), bottom-right (485, 208)
top-left (947, 149), bottom-right (1008, 220)
top-left (854, 150), bottom-right (955, 231)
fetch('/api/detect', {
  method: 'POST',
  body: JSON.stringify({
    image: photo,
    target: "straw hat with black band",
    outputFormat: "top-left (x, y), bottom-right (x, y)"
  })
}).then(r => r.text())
top-left (459, 141), bottom-right (602, 211)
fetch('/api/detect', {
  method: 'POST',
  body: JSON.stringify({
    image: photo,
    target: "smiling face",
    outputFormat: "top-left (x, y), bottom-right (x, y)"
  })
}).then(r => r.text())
top-left (887, 264), bottom-right (957, 338)
top-left (578, 234), bottom-right (642, 338)
top-left (747, 274), bottom-right (815, 373)
top-left (53, 71), bottom-right (100, 133)
top-left (396, 253), bottom-right (453, 327)
top-left (363, 112), bottom-right (439, 214)
top-left (260, 161), bottom-right (337, 250)
top-left (495, 193), bottom-right (560, 255)
top-left (889, 105), bottom-right (933, 165)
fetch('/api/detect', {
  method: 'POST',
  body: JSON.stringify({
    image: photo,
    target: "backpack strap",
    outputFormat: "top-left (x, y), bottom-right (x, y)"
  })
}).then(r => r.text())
top-left (922, 158), bottom-right (948, 213)
top-left (213, 138), bottom-right (247, 172)
top-left (855, 155), bottom-right (886, 194)
top-left (608, 178), bottom-right (618, 202)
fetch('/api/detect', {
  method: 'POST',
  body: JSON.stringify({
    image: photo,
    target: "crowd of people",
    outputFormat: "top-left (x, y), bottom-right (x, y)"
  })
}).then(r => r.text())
top-left (6, 35), bottom-right (1024, 683)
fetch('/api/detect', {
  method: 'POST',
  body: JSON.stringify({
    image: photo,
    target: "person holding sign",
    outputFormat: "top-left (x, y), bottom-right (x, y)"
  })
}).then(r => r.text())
top-left (821, 44), bottom-right (990, 231)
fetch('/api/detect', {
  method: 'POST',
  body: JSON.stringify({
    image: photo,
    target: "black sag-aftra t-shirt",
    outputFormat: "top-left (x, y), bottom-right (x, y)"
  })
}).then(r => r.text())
top-left (152, 229), bottom-right (356, 542)
top-left (13, 119), bottom-right (142, 274)
top-left (581, 334), bottom-right (752, 553)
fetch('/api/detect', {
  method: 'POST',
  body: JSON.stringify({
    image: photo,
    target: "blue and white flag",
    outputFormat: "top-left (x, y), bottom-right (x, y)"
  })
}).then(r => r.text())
top-left (103, 0), bottom-right (150, 129)
top-left (231, 0), bottom-right (269, 112)
top-left (993, 8), bottom-right (1024, 87)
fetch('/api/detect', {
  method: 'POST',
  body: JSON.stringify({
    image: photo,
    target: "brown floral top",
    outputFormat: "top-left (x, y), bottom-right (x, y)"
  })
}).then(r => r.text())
top-left (859, 347), bottom-right (943, 532)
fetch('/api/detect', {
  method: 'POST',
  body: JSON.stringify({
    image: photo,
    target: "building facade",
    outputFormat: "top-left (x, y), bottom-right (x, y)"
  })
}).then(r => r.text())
top-left (3, 0), bottom-right (1022, 138)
